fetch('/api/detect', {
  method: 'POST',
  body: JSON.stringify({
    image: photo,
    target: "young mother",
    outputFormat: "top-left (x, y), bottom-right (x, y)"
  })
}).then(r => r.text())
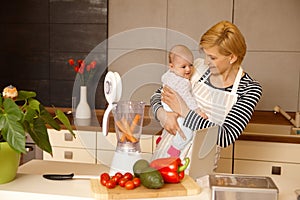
top-left (150, 21), bottom-right (262, 167)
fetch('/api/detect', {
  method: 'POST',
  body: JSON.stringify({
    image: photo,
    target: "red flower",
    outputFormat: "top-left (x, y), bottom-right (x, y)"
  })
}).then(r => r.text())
top-left (68, 58), bottom-right (97, 85)
top-left (68, 59), bottom-right (75, 66)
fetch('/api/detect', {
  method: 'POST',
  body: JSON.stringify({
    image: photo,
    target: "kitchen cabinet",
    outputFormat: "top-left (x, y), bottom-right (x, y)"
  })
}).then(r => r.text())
top-left (43, 129), bottom-right (97, 164)
top-left (44, 129), bottom-right (154, 165)
top-left (215, 145), bottom-right (233, 174)
top-left (234, 140), bottom-right (300, 195)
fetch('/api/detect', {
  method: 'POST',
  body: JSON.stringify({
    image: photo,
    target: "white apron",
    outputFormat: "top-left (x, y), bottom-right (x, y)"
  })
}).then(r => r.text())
top-left (152, 59), bottom-right (243, 172)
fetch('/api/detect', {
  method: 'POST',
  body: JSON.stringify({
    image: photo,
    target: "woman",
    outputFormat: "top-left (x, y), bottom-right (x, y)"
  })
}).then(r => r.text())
top-left (150, 21), bottom-right (262, 166)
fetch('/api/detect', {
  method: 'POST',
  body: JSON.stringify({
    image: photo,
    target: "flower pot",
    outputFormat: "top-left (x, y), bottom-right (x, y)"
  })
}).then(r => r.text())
top-left (0, 142), bottom-right (21, 184)
top-left (75, 86), bottom-right (91, 119)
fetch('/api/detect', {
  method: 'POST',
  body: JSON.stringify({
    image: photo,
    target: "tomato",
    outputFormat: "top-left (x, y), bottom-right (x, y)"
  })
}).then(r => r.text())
top-left (100, 178), bottom-right (108, 186)
top-left (106, 179), bottom-right (116, 189)
top-left (132, 177), bottom-right (141, 187)
top-left (118, 177), bottom-right (128, 187)
top-left (125, 180), bottom-right (135, 190)
top-left (100, 172), bottom-right (110, 181)
top-left (115, 172), bottom-right (123, 179)
top-left (123, 172), bottom-right (133, 180)
top-left (111, 175), bottom-right (120, 184)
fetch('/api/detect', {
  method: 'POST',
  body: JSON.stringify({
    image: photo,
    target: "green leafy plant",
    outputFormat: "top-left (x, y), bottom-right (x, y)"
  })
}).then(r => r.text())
top-left (0, 88), bottom-right (75, 155)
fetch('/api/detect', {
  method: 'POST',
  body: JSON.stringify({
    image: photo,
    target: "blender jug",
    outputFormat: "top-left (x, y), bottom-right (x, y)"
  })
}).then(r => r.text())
top-left (112, 101), bottom-right (145, 153)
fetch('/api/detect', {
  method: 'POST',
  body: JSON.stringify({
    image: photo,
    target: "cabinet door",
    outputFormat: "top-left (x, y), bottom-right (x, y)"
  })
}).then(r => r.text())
top-left (216, 158), bottom-right (232, 173)
top-left (43, 147), bottom-right (96, 164)
top-left (215, 145), bottom-right (233, 173)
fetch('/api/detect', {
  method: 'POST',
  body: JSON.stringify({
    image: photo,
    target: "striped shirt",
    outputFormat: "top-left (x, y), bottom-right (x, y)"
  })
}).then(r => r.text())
top-left (150, 71), bottom-right (262, 148)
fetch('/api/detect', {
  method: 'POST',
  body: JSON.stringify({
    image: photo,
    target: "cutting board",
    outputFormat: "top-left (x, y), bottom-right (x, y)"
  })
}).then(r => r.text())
top-left (90, 175), bottom-right (201, 199)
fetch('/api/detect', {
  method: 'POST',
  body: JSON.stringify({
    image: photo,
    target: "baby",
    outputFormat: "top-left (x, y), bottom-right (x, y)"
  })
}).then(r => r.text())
top-left (159, 44), bottom-right (206, 158)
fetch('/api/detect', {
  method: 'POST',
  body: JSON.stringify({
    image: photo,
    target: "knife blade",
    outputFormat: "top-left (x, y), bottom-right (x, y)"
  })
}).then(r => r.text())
top-left (42, 173), bottom-right (99, 180)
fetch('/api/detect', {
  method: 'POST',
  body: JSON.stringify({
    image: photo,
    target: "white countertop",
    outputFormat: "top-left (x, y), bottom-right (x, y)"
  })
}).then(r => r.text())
top-left (0, 160), bottom-right (298, 200)
top-left (0, 160), bottom-right (210, 200)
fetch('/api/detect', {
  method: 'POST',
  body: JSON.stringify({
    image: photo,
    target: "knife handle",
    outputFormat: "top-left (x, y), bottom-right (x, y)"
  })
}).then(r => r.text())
top-left (43, 173), bottom-right (74, 180)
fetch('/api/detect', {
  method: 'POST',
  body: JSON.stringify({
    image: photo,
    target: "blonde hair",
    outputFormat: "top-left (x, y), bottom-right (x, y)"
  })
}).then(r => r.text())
top-left (169, 45), bottom-right (194, 64)
top-left (200, 21), bottom-right (246, 66)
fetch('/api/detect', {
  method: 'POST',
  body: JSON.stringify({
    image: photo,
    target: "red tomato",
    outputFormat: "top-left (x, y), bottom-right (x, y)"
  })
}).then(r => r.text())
top-left (115, 172), bottom-right (123, 179)
top-left (118, 177), bottom-right (128, 187)
top-left (100, 172), bottom-right (110, 181)
top-left (132, 177), bottom-right (141, 187)
top-left (111, 175), bottom-right (121, 184)
top-left (100, 178), bottom-right (108, 186)
top-left (106, 179), bottom-right (116, 189)
top-left (123, 172), bottom-right (133, 180)
top-left (125, 180), bottom-right (135, 190)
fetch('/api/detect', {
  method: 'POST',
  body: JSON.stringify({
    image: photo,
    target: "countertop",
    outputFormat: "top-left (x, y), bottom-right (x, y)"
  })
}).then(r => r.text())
top-left (0, 160), bottom-right (298, 200)
top-left (0, 160), bottom-right (211, 200)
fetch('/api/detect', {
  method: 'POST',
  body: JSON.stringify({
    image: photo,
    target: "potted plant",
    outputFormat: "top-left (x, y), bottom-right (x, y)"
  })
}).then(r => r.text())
top-left (0, 85), bottom-right (75, 184)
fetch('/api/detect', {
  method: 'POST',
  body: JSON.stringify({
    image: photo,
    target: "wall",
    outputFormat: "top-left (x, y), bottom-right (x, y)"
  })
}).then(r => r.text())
top-left (108, 0), bottom-right (300, 112)
top-left (0, 0), bottom-right (108, 109)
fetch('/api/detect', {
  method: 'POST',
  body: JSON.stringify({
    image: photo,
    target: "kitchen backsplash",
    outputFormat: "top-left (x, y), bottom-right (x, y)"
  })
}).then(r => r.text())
top-left (0, 0), bottom-right (108, 109)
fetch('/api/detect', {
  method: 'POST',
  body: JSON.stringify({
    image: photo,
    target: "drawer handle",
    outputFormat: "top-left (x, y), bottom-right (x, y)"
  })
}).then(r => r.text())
top-left (271, 166), bottom-right (281, 175)
top-left (64, 151), bottom-right (73, 159)
top-left (64, 133), bottom-right (73, 141)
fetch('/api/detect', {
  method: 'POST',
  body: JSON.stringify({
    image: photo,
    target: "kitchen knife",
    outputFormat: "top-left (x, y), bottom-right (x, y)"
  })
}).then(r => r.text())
top-left (43, 173), bottom-right (99, 180)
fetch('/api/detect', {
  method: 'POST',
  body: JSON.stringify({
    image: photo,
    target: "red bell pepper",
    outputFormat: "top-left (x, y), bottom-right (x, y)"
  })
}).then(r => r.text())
top-left (150, 157), bottom-right (190, 183)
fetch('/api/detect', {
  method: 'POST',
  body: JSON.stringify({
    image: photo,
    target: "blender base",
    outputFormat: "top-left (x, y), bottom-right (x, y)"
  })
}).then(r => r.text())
top-left (109, 151), bottom-right (142, 175)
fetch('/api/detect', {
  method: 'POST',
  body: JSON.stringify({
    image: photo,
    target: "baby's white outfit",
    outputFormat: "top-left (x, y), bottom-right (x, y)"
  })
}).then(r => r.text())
top-left (160, 70), bottom-right (198, 157)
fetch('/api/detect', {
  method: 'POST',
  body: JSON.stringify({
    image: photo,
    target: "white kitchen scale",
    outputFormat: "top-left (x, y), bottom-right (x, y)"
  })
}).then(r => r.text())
top-left (102, 71), bottom-right (143, 175)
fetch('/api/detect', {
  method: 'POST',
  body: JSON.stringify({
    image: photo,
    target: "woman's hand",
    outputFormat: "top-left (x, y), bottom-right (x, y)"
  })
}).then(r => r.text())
top-left (161, 86), bottom-right (190, 117)
top-left (156, 108), bottom-right (186, 139)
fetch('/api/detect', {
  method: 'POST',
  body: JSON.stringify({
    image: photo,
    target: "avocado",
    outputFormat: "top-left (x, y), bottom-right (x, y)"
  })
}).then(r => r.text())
top-left (133, 159), bottom-right (150, 177)
top-left (139, 167), bottom-right (164, 189)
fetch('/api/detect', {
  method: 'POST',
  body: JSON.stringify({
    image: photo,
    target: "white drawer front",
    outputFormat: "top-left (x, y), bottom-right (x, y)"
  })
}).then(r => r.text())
top-left (96, 132), bottom-right (117, 150)
top-left (235, 140), bottom-right (300, 163)
top-left (48, 129), bottom-right (96, 149)
top-left (43, 147), bottom-right (96, 164)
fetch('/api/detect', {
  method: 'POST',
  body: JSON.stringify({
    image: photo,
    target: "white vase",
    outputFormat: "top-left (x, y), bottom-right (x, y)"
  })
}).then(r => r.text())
top-left (75, 86), bottom-right (91, 119)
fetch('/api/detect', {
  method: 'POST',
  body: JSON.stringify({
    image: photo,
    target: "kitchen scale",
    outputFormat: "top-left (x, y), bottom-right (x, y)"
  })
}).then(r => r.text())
top-left (102, 71), bottom-right (145, 175)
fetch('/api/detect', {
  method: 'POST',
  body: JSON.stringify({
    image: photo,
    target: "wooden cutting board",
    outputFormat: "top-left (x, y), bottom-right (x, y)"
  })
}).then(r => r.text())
top-left (90, 175), bottom-right (201, 199)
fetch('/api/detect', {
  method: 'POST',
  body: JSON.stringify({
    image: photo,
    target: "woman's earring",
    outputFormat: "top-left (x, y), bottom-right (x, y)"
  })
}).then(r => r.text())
top-left (229, 61), bottom-right (233, 64)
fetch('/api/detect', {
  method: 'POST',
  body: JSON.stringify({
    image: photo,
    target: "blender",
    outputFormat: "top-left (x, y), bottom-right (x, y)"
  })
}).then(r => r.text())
top-left (102, 71), bottom-right (145, 175)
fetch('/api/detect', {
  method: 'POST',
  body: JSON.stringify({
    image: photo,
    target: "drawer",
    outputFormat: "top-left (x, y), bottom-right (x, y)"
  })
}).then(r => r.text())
top-left (48, 129), bottom-right (96, 149)
top-left (235, 140), bottom-right (300, 163)
top-left (96, 132), bottom-right (117, 150)
top-left (43, 147), bottom-right (96, 164)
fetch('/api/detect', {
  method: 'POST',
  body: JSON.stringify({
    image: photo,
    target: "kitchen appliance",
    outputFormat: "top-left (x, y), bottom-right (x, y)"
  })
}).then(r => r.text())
top-left (209, 174), bottom-right (279, 200)
top-left (102, 71), bottom-right (145, 175)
